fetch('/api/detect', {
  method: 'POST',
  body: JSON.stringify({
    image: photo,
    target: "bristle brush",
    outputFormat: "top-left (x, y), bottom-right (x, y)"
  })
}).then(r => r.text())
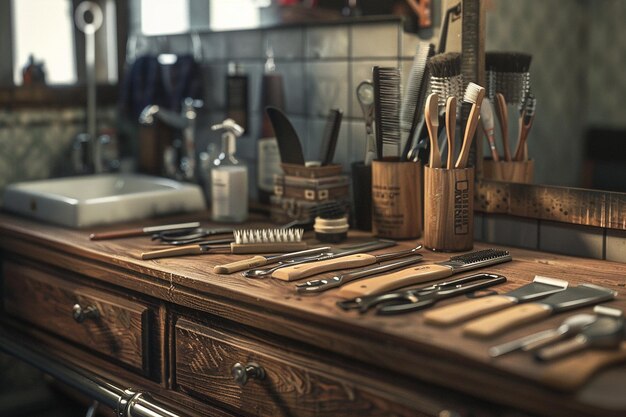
top-left (426, 52), bottom-right (462, 165)
top-left (455, 82), bottom-right (486, 169)
top-left (427, 52), bottom-right (463, 108)
top-left (513, 93), bottom-right (536, 161)
top-left (485, 52), bottom-right (532, 106)
top-left (141, 228), bottom-right (307, 259)
top-left (373, 66), bottom-right (401, 159)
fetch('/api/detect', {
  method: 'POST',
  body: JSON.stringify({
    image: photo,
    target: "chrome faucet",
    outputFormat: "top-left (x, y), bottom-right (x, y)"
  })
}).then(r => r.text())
top-left (139, 98), bottom-right (203, 181)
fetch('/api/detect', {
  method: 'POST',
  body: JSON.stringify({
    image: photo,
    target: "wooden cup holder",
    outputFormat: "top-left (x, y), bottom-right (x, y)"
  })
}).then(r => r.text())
top-left (424, 166), bottom-right (474, 252)
top-left (371, 158), bottom-right (422, 239)
top-left (482, 159), bottom-right (534, 184)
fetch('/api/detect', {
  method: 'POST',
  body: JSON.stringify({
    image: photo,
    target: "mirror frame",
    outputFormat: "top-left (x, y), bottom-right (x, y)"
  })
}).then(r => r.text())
top-left (461, 0), bottom-right (626, 231)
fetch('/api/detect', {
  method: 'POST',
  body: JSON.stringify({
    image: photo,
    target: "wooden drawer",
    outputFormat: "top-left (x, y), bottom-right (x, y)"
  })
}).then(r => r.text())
top-left (2, 261), bottom-right (150, 373)
top-left (174, 318), bottom-right (431, 417)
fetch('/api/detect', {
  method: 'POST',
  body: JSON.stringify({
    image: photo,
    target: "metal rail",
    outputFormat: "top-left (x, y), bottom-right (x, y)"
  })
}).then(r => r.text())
top-left (0, 333), bottom-right (185, 417)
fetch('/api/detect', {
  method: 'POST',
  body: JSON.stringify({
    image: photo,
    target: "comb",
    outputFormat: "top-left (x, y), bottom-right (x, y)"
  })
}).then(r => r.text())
top-left (373, 66), bottom-right (401, 159)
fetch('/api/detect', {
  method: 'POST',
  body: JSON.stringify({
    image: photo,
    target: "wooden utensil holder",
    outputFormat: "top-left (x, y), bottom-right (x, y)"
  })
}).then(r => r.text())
top-left (424, 166), bottom-right (474, 251)
top-left (482, 159), bottom-right (534, 184)
top-left (371, 158), bottom-right (422, 239)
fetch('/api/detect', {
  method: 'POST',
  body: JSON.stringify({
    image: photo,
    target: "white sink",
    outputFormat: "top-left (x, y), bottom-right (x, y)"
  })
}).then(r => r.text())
top-left (2, 174), bottom-right (207, 228)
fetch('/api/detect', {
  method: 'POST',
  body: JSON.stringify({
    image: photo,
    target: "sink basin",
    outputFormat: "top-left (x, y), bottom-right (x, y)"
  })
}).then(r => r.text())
top-left (2, 174), bottom-right (207, 228)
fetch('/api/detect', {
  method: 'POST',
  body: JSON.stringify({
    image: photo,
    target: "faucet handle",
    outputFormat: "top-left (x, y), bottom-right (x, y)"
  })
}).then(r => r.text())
top-left (183, 97), bottom-right (204, 110)
top-left (211, 119), bottom-right (244, 138)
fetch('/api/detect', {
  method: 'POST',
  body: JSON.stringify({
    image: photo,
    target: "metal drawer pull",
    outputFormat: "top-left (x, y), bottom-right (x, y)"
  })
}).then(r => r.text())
top-left (231, 362), bottom-right (266, 386)
top-left (73, 303), bottom-right (100, 323)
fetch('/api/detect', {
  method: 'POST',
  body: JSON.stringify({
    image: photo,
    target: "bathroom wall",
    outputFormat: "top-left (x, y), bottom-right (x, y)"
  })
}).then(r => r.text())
top-left (131, 15), bottom-right (447, 198)
top-left (486, 0), bottom-right (626, 187)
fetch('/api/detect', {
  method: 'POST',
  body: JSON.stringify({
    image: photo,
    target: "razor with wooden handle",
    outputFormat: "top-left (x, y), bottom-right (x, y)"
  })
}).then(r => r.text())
top-left (423, 275), bottom-right (568, 326)
top-left (462, 284), bottom-right (617, 338)
top-left (272, 246), bottom-right (421, 282)
top-left (336, 249), bottom-right (511, 299)
top-left (212, 246), bottom-right (331, 274)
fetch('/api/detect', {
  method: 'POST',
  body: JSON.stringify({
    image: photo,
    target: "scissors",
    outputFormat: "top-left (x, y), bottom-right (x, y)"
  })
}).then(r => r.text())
top-left (336, 273), bottom-right (507, 315)
top-left (152, 227), bottom-right (235, 245)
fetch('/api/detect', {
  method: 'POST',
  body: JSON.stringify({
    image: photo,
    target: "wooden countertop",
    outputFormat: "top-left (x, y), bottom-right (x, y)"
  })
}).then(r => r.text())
top-left (1, 211), bottom-right (625, 417)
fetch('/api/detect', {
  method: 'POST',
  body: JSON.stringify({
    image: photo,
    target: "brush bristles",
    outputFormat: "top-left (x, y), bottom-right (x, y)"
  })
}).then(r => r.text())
top-left (486, 52), bottom-right (532, 73)
top-left (373, 66), bottom-right (401, 153)
top-left (463, 82), bottom-right (485, 104)
top-left (486, 51), bottom-right (532, 104)
top-left (234, 228), bottom-right (304, 244)
top-left (427, 52), bottom-right (461, 78)
top-left (428, 52), bottom-right (463, 107)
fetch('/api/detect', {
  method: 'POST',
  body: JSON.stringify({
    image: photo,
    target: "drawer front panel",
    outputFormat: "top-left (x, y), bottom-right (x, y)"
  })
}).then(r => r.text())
top-left (2, 261), bottom-right (148, 372)
top-left (175, 319), bottom-right (425, 417)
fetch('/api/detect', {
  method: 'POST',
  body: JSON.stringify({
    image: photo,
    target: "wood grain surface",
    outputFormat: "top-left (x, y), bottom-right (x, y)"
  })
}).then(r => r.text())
top-left (482, 159), bottom-right (534, 184)
top-left (371, 159), bottom-right (422, 239)
top-left (424, 167), bottom-right (474, 251)
top-left (1, 211), bottom-right (626, 416)
top-left (3, 261), bottom-right (149, 372)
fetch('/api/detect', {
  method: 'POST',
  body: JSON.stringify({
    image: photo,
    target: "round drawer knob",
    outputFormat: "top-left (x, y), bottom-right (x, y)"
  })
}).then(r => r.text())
top-left (72, 303), bottom-right (100, 323)
top-left (231, 362), bottom-right (265, 386)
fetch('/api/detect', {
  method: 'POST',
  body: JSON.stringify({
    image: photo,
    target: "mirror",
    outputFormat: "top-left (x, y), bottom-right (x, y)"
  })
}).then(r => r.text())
top-left (136, 0), bottom-right (433, 35)
top-left (483, 0), bottom-right (626, 192)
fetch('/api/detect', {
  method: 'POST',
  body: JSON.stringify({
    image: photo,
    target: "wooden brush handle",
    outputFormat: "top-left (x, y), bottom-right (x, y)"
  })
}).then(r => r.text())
top-left (272, 253), bottom-right (377, 282)
top-left (455, 93), bottom-right (484, 169)
top-left (445, 96), bottom-right (457, 168)
top-left (90, 228), bottom-right (144, 240)
top-left (463, 303), bottom-right (552, 339)
top-left (513, 114), bottom-right (534, 161)
top-left (426, 93), bottom-right (441, 168)
top-left (495, 93), bottom-right (511, 161)
top-left (230, 242), bottom-right (307, 255)
top-left (535, 335), bottom-right (588, 362)
top-left (141, 245), bottom-right (204, 260)
top-left (336, 264), bottom-right (452, 299)
top-left (213, 256), bottom-right (268, 274)
top-left (540, 341), bottom-right (626, 391)
top-left (423, 295), bottom-right (516, 326)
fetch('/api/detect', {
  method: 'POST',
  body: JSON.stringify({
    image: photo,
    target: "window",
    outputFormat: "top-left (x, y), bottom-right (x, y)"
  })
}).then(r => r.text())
top-left (11, 0), bottom-right (77, 85)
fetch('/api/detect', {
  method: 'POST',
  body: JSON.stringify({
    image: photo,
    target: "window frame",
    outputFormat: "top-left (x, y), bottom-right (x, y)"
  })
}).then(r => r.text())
top-left (0, 0), bottom-right (128, 108)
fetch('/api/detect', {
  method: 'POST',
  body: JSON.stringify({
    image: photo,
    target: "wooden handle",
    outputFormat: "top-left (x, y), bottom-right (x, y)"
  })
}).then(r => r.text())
top-left (455, 91), bottom-right (485, 169)
top-left (213, 256), bottom-right (268, 274)
top-left (230, 242), bottom-right (307, 255)
top-left (514, 114), bottom-right (534, 161)
top-left (90, 228), bottom-right (144, 240)
top-left (272, 253), bottom-right (377, 282)
top-left (141, 245), bottom-right (203, 260)
top-left (536, 335), bottom-right (587, 362)
top-left (336, 263), bottom-right (453, 299)
top-left (445, 96), bottom-right (456, 168)
top-left (495, 93), bottom-right (511, 161)
top-left (425, 93), bottom-right (441, 168)
top-left (463, 303), bottom-right (552, 339)
top-left (540, 341), bottom-right (626, 391)
top-left (423, 295), bottom-right (516, 326)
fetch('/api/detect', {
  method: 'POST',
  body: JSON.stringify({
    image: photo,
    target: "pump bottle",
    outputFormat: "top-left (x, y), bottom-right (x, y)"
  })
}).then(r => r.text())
top-left (210, 119), bottom-right (247, 222)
